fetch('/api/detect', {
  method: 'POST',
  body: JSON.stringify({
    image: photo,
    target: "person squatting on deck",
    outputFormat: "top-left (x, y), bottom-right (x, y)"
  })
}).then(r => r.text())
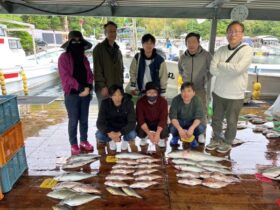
top-left (128, 33), bottom-right (168, 97)
top-left (206, 21), bottom-right (253, 154)
top-left (93, 21), bottom-right (124, 108)
top-left (136, 82), bottom-right (169, 151)
top-left (169, 82), bottom-right (206, 149)
top-left (96, 85), bottom-right (137, 155)
top-left (178, 32), bottom-right (212, 130)
top-left (58, 30), bottom-right (94, 155)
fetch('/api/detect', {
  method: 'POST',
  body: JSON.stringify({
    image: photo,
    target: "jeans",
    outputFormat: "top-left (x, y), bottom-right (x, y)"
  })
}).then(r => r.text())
top-left (65, 94), bottom-right (91, 145)
top-left (169, 119), bottom-right (206, 141)
top-left (96, 130), bottom-right (137, 143)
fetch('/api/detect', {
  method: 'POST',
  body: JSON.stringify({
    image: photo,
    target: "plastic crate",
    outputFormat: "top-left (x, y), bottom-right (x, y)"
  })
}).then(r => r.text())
top-left (0, 147), bottom-right (27, 193)
top-left (0, 122), bottom-right (24, 166)
top-left (0, 95), bottom-right (20, 134)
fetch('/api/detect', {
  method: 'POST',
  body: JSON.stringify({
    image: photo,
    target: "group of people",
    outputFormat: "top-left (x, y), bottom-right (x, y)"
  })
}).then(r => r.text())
top-left (58, 20), bottom-right (253, 156)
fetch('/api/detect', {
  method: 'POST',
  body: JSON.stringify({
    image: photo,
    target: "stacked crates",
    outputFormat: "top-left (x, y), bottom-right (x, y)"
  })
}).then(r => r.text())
top-left (0, 95), bottom-right (27, 193)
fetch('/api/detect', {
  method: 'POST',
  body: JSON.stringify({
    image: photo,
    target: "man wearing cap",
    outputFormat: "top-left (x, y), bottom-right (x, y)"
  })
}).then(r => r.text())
top-left (58, 30), bottom-right (94, 155)
top-left (136, 82), bottom-right (169, 148)
top-left (93, 21), bottom-right (124, 107)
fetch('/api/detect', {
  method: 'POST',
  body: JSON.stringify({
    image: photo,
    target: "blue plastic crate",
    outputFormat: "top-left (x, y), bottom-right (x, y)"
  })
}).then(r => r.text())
top-left (0, 95), bottom-right (20, 135)
top-left (0, 147), bottom-right (27, 193)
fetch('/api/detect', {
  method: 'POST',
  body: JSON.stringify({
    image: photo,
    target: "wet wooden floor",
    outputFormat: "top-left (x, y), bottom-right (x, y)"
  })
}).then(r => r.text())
top-left (1, 100), bottom-right (280, 210)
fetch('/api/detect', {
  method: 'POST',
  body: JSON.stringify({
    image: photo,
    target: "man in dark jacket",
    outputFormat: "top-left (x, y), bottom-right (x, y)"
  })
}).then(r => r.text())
top-left (93, 21), bottom-right (124, 107)
top-left (96, 85), bottom-right (137, 154)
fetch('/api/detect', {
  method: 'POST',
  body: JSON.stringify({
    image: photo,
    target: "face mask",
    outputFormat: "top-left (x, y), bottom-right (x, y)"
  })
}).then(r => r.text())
top-left (147, 96), bottom-right (158, 102)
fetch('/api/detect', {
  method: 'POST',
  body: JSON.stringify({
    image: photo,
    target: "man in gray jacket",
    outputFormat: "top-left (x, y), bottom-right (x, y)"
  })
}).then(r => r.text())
top-left (93, 21), bottom-right (124, 107)
top-left (178, 32), bottom-right (212, 143)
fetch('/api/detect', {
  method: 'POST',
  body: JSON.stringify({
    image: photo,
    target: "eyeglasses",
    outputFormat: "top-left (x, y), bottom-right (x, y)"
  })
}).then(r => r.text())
top-left (71, 40), bottom-right (81, 44)
top-left (227, 31), bottom-right (243, 35)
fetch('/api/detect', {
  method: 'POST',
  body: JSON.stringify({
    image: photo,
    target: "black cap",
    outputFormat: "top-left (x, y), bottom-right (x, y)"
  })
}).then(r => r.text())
top-left (145, 82), bottom-right (160, 92)
top-left (61, 30), bottom-right (92, 50)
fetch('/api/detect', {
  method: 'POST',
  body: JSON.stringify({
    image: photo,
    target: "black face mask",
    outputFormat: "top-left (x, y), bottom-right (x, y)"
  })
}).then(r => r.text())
top-left (147, 96), bottom-right (158, 102)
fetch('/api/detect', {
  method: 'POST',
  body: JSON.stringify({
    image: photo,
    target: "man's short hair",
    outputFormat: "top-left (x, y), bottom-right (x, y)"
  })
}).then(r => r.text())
top-left (109, 84), bottom-right (124, 96)
top-left (104, 21), bottom-right (118, 29)
top-left (226, 21), bottom-right (245, 32)
top-left (141, 34), bottom-right (156, 45)
top-left (185, 32), bottom-right (200, 42)
top-left (180, 82), bottom-right (195, 92)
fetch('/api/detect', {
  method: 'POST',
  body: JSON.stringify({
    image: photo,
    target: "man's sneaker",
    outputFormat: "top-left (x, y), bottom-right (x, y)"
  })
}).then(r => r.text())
top-left (158, 139), bottom-right (166, 148)
top-left (170, 137), bottom-right (179, 146)
top-left (190, 140), bottom-right (199, 149)
top-left (109, 140), bottom-right (117, 151)
top-left (205, 140), bottom-right (220, 151)
top-left (80, 141), bottom-right (93, 152)
top-left (140, 138), bottom-right (148, 146)
top-left (216, 144), bottom-right (232, 154)
top-left (121, 141), bottom-right (128, 151)
top-left (71, 144), bottom-right (80, 155)
top-left (198, 134), bottom-right (205, 144)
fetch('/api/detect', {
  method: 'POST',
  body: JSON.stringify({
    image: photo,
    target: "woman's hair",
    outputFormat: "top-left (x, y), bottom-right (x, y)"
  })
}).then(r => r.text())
top-left (141, 33), bottom-right (156, 44)
top-left (109, 84), bottom-right (124, 96)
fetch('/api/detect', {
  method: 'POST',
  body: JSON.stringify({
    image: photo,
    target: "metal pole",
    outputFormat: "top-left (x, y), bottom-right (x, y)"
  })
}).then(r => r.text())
top-left (209, 15), bottom-right (218, 55)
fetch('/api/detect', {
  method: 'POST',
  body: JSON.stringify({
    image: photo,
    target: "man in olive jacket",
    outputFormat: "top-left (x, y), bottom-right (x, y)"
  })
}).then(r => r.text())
top-left (93, 21), bottom-right (124, 107)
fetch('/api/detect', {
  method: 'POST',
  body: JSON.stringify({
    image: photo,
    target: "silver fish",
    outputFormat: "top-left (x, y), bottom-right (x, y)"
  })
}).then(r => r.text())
top-left (136, 158), bottom-right (161, 164)
top-left (202, 178), bottom-right (229, 188)
top-left (167, 150), bottom-right (228, 162)
top-left (251, 118), bottom-right (266, 124)
top-left (130, 181), bottom-right (158, 189)
top-left (47, 188), bottom-right (78, 200)
top-left (266, 132), bottom-right (280, 138)
top-left (176, 171), bottom-right (200, 179)
top-left (61, 193), bottom-right (100, 207)
top-left (237, 122), bottom-right (247, 129)
top-left (174, 165), bottom-right (205, 173)
top-left (116, 159), bottom-right (138, 165)
top-left (172, 159), bottom-right (197, 166)
top-left (122, 187), bottom-right (142, 199)
top-left (178, 178), bottom-right (202, 186)
top-left (112, 164), bottom-right (136, 169)
top-left (262, 167), bottom-right (280, 180)
top-left (199, 171), bottom-right (212, 179)
top-left (116, 153), bottom-right (151, 160)
top-left (210, 172), bottom-right (240, 183)
top-left (62, 159), bottom-right (96, 169)
top-left (137, 164), bottom-right (160, 169)
top-left (253, 125), bottom-right (268, 133)
top-left (54, 172), bottom-right (97, 182)
top-left (202, 166), bottom-right (233, 175)
top-left (53, 182), bottom-right (80, 190)
top-left (135, 174), bottom-right (162, 181)
top-left (66, 154), bottom-right (100, 163)
top-left (196, 160), bottom-right (230, 169)
top-left (106, 187), bottom-right (128, 196)
top-left (52, 204), bottom-right (73, 210)
top-left (105, 174), bottom-right (134, 181)
top-left (104, 180), bottom-right (129, 188)
top-left (110, 169), bottom-right (135, 175)
top-left (71, 184), bottom-right (101, 194)
top-left (133, 169), bottom-right (159, 176)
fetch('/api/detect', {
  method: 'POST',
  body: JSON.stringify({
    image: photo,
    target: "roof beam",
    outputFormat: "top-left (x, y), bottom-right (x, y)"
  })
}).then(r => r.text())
top-left (0, 1), bottom-right (13, 13)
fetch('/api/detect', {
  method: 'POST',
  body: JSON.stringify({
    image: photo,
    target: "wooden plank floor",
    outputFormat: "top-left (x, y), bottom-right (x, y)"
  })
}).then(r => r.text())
top-left (1, 100), bottom-right (280, 210)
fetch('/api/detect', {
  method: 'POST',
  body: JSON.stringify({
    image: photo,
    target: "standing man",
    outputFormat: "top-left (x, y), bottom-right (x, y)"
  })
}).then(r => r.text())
top-left (178, 32), bottom-right (212, 139)
top-left (93, 21), bottom-right (124, 107)
top-left (206, 21), bottom-right (253, 153)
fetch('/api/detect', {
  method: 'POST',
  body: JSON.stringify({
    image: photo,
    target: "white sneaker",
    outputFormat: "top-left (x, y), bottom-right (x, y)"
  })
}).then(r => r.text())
top-left (109, 140), bottom-right (117, 151)
top-left (198, 134), bottom-right (205, 143)
top-left (158, 139), bottom-right (166, 148)
top-left (140, 138), bottom-right (148, 146)
top-left (121, 141), bottom-right (128, 150)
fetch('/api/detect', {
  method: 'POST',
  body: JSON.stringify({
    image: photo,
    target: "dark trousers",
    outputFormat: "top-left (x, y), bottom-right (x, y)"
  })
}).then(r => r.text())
top-left (211, 93), bottom-right (243, 144)
top-left (136, 122), bottom-right (169, 139)
top-left (65, 94), bottom-right (91, 145)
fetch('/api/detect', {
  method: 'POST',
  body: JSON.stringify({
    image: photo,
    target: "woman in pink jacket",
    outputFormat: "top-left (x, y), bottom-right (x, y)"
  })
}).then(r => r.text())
top-left (58, 31), bottom-right (94, 155)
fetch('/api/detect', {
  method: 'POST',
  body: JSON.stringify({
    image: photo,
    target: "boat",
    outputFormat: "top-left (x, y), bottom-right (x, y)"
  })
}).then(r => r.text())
top-left (0, 23), bottom-right (62, 95)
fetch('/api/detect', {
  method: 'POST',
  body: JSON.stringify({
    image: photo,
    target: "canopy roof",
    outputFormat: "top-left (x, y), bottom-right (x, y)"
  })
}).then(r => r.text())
top-left (0, 0), bottom-right (280, 20)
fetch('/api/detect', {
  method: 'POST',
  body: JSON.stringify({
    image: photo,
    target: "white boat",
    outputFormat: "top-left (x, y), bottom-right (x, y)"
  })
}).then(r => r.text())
top-left (0, 24), bottom-right (62, 95)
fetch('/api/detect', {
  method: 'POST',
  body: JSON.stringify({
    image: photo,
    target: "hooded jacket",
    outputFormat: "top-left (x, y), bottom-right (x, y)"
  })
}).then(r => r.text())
top-left (178, 46), bottom-right (212, 91)
top-left (96, 94), bottom-right (136, 135)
